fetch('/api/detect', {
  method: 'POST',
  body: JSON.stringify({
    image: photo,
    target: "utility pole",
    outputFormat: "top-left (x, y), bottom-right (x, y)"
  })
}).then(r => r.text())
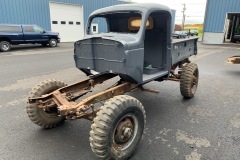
top-left (182, 3), bottom-right (186, 30)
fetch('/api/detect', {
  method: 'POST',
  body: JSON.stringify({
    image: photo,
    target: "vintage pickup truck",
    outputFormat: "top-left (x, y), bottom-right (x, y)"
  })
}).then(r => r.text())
top-left (0, 24), bottom-right (60, 51)
top-left (27, 3), bottom-right (199, 160)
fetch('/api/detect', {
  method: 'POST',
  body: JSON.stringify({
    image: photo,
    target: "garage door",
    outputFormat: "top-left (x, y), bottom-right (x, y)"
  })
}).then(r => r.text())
top-left (49, 2), bottom-right (84, 42)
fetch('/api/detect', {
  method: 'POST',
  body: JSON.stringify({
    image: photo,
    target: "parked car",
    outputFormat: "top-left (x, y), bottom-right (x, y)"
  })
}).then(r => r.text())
top-left (172, 31), bottom-right (188, 38)
top-left (0, 24), bottom-right (60, 52)
top-left (189, 29), bottom-right (199, 36)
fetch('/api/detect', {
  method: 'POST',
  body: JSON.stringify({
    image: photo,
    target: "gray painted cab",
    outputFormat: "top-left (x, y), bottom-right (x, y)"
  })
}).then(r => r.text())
top-left (74, 3), bottom-right (197, 84)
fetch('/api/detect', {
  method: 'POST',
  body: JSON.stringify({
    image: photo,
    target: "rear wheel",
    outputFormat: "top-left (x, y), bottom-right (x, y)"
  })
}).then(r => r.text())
top-left (49, 39), bottom-right (58, 47)
top-left (26, 80), bottom-right (66, 129)
top-left (90, 95), bottom-right (146, 160)
top-left (0, 41), bottom-right (11, 52)
top-left (180, 63), bottom-right (199, 98)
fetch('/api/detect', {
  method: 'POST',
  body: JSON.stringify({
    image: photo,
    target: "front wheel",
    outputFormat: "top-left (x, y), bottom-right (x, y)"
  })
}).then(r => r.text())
top-left (90, 95), bottom-right (146, 160)
top-left (0, 41), bottom-right (11, 52)
top-left (49, 39), bottom-right (58, 47)
top-left (180, 63), bottom-right (199, 98)
top-left (26, 79), bottom-right (67, 129)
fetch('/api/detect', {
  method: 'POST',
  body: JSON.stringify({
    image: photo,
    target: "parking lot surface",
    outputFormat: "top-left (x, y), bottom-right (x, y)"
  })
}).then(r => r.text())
top-left (0, 42), bottom-right (240, 160)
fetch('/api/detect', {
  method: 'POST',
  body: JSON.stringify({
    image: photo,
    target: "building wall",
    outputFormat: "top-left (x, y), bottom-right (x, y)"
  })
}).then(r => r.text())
top-left (0, 0), bottom-right (127, 31)
top-left (203, 0), bottom-right (240, 44)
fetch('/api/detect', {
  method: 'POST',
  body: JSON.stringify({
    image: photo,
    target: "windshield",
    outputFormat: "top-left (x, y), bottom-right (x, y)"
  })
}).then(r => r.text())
top-left (87, 11), bottom-right (143, 35)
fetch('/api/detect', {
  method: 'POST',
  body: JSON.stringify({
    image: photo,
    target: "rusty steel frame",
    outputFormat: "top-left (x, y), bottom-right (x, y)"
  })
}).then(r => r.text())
top-left (28, 73), bottom-right (138, 120)
top-left (28, 59), bottom-right (189, 121)
top-left (164, 58), bottom-right (190, 82)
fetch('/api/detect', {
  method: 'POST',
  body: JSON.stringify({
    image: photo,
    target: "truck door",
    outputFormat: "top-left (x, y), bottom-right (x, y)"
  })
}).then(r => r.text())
top-left (22, 25), bottom-right (37, 43)
top-left (33, 25), bottom-right (49, 43)
top-left (22, 25), bottom-right (48, 43)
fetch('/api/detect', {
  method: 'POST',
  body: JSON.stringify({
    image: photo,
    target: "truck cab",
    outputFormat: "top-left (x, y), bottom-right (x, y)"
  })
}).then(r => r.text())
top-left (74, 3), bottom-right (197, 84)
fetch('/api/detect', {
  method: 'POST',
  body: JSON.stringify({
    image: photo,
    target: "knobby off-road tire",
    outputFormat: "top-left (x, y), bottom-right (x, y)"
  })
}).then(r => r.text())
top-left (90, 95), bottom-right (146, 160)
top-left (180, 63), bottom-right (199, 98)
top-left (26, 80), bottom-right (66, 129)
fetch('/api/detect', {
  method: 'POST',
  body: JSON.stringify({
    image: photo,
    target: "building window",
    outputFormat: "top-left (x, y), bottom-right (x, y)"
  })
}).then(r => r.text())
top-left (69, 21), bottom-right (74, 25)
top-left (76, 22), bottom-right (81, 25)
top-left (52, 21), bottom-right (58, 24)
top-left (61, 21), bottom-right (66, 25)
top-left (93, 26), bottom-right (97, 32)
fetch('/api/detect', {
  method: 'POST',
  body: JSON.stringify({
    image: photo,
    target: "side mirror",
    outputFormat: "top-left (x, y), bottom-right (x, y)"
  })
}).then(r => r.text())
top-left (42, 30), bottom-right (46, 34)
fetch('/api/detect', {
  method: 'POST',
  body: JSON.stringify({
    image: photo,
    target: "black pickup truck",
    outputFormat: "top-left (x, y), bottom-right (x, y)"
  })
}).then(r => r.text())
top-left (0, 24), bottom-right (60, 52)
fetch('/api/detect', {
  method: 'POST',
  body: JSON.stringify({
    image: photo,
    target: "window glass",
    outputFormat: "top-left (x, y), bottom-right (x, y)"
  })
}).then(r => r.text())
top-left (23, 26), bottom-right (34, 32)
top-left (89, 17), bottom-right (107, 35)
top-left (52, 21), bottom-right (58, 24)
top-left (33, 26), bottom-right (44, 33)
top-left (61, 21), bottom-right (66, 24)
top-left (69, 21), bottom-right (73, 25)
top-left (93, 26), bottom-right (97, 32)
top-left (0, 26), bottom-right (21, 32)
top-left (88, 12), bottom-right (142, 35)
top-left (76, 22), bottom-right (81, 25)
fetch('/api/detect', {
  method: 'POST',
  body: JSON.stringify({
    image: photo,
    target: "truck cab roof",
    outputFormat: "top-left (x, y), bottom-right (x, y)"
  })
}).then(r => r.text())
top-left (90, 3), bottom-right (171, 17)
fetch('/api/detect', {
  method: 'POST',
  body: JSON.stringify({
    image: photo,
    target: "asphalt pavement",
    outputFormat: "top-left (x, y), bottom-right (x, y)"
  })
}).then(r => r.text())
top-left (0, 42), bottom-right (240, 160)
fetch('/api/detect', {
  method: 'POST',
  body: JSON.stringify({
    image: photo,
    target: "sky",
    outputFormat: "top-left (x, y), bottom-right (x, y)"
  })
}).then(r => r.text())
top-left (131, 0), bottom-right (207, 24)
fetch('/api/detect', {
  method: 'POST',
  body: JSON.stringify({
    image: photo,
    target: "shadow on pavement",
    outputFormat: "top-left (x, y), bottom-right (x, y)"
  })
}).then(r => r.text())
top-left (10, 44), bottom-right (51, 51)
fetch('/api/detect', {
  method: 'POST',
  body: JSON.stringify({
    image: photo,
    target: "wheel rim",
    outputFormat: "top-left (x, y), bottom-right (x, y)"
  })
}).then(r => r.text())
top-left (113, 114), bottom-right (138, 151)
top-left (2, 43), bottom-right (9, 51)
top-left (51, 40), bottom-right (57, 46)
top-left (191, 68), bottom-right (199, 94)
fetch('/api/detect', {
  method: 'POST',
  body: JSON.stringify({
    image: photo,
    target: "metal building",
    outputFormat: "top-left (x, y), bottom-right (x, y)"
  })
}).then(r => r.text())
top-left (203, 0), bottom-right (240, 44)
top-left (0, 0), bottom-right (130, 42)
